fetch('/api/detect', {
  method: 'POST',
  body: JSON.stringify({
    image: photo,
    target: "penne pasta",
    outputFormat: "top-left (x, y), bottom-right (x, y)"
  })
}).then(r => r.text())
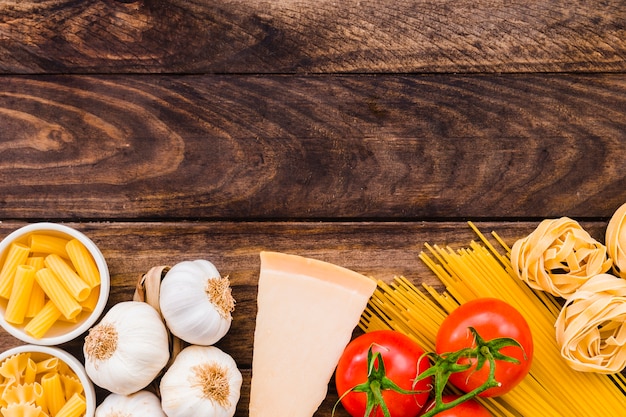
top-left (44, 255), bottom-right (90, 302)
top-left (55, 392), bottom-right (86, 417)
top-left (24, 257), bottom-right (47, 318)
top-left (25, 256), bottom-right (44, 271)
top-left (35, 357), bottom-right (58, 375)
top-left (34, 268), bottom-right (82, 320)
top-left (28, 234), bottom-right (69, 259)
top-left (24, 281), bottom-right (46, 319)
top-left (34, 390), bottom-right (48, 416)
top-left (24, 301), bottom-right (63, 340)
top-left (4, 265), bottom-right (36, 325)
top-left (0, 243), bottom-right (31, 299)
top-left (40, 372), bottom-right (65, 416)
top-left (23, 359), bottom-right (37, 385)
top-left (79, 286), bottom-right (99, 313)
top-left (65, 239), bottom-right (100, 289)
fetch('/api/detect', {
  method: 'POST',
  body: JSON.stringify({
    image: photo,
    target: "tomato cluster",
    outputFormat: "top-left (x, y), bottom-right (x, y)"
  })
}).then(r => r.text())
top-left (334, 298), bottom-right (533, 417)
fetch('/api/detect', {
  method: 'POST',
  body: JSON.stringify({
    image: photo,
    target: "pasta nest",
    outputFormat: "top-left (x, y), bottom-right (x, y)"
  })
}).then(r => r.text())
top-left (606, 202), bottom-right (626, 278)
top-left (511, 217), bottom-right (612, 298)
top-left (555, 273), bottom-right (626, 374)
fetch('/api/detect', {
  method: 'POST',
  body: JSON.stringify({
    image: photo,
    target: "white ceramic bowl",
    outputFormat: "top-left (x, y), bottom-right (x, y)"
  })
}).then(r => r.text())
top-left (0, 223), bottom-right (110, 345)
top-left (0, 344), bottom-right (96, 416)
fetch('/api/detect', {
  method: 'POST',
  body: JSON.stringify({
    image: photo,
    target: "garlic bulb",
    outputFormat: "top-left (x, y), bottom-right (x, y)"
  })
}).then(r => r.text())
top-left (160, 260), bottom-right (235, 345)
top-left (83, 301), bottom-right (170, 395)
top-left (160, 345), bottom-right (242, 417)
top-left (96, 390), bottom-right (166, 417)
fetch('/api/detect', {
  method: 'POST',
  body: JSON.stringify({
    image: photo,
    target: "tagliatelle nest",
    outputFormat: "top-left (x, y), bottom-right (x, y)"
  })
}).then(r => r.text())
top-left (606, 202), bottom-right (626, 278)
top-left (510, 217), bottom-right (612, 298)
top-left (555, 273), bottom-right (626, 374)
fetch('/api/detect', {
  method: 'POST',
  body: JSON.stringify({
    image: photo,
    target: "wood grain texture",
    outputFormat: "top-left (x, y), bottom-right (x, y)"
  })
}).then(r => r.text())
top-left (1, 74), bottom-right (625, 220)
top-left (0, 0), bottom-right (624, 74)
top-left (0, 220), bottom-right (608, 416)
top-left (1, 0), bottom-right (625, 415)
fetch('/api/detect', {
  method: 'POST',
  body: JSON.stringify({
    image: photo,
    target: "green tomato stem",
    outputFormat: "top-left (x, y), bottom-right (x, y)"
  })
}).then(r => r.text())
top-left (419, 327), bottom-right (524, 417)
top-left (333, 328), bottom-right (525, 417)
top-left (332, 344), bottom-right (428, 417)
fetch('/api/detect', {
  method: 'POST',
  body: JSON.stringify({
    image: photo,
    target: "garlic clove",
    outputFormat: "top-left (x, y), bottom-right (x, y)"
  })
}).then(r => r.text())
top-left (96, 390), bottom-right (166, 417)
top-left (160, 260), bottom-right (235, 345)
top-left (160, 345), bottom-right (242, 417)
top-left (83, 301), bottom-right (170, 395)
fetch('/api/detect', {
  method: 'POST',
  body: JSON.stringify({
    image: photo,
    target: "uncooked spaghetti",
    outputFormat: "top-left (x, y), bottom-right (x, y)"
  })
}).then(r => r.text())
top-left (360, 222), bottom-right (626, 417)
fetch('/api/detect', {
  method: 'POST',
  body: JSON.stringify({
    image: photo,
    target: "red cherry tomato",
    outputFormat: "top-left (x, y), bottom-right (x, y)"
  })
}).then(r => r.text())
top-left (335, 330), bottom-right (432, 417)
top-left (421, 395), bottom-right (492, 417)
top-left (435, 298), bottom-right (533, 397)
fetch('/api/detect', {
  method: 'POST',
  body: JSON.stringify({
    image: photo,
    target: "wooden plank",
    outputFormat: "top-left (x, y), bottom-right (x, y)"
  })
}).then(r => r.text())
top-left (0, 1), bottom-right (625, 74)
top-left (1, 74), bottom-right (626, 220)
top-left (0, 220), bottom-right (610, 415)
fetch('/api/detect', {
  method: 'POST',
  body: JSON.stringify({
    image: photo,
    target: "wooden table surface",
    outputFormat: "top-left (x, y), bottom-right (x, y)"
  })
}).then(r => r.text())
top-left (1, 1), bottom-right (625, 416)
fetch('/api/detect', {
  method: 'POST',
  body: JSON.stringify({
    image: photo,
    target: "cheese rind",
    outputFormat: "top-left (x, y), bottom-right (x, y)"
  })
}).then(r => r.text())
top-left (249, 251), bottom-right (377, 417)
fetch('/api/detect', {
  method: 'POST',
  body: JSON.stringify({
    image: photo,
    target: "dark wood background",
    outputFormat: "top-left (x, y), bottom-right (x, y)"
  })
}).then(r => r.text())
top-left (1, 1), bottom-right (625, 415)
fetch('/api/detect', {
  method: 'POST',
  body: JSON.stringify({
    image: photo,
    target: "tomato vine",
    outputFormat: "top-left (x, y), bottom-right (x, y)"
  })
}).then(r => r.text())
top-left (333, 327), bottom-right (528, 417)
top-left (417, 327), bottom-right (526, 417)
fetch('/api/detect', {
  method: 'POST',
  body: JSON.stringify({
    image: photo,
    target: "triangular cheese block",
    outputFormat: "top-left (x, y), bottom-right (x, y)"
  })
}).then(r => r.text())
top-left (249, 251), bottom-right (377, 417)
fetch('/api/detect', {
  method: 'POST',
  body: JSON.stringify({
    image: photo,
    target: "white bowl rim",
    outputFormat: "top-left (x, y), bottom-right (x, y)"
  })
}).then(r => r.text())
top-left (0, 222), bottom-right (110, 345)
top-left (0, 344), bottom-right (96, 416)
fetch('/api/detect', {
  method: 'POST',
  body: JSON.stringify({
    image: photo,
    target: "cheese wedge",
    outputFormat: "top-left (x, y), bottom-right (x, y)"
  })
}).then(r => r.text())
top-left (249, 251), bottom-right (377, 417)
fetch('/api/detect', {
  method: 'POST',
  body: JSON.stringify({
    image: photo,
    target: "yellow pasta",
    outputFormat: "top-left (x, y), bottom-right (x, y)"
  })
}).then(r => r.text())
top-left (0, 352), bottom-right (85, 417)
top-left (555, 273), bottom-right (626, 373)
top-left (0, 402), bottom-right (45, 417)
top-left (4, 265), bottom-right (36, 325)
top-left (60, 374), bottom-right (82, 400)
top-left (3, 382), bottom-right (43, 405)
top-left (360, 222), bottom-right (626, 417)
top-left (0, 386), bottom-right (7, 409)
top-left (24, 282), bottom-right (46, 319)
top-left (606, 202), bottom-right (626, 277)
top-left (44, 254), bottom-right (90, 302)
top-left (24, 258), bottom-right (46, 319)
top-left (0, 231), bottom-right (103, 338)
top-left (57, 315), bottom-right (80, 324)
top-left (510, 217), bottom-right (612, 298)
top-left (79, 286), bottom-right (100, 313)
top-left (35, 393), bottom-right (48, 416)
top-left (0, 243), bottom-right (31, 299)
top-left (24, 301), bottom-right (63, 340)
top-left (34, 268), bottom-right (82, 320)
top-left (22, 359), bottom-right (37, 386)
top-left (28, 234), bottom-right (69, 259)
top-left (41, 372), bottom-right (65, 416)
top-left (65, 239), bottom-right (100, 289)
top-left (55, 392), bottom-right (86, 417)
top-left (35, 357), bottom-right (58, 375)
top-left (25, 257), bottom-right (44, 271)
top-left (0, 355), bottom-right (27, 389)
